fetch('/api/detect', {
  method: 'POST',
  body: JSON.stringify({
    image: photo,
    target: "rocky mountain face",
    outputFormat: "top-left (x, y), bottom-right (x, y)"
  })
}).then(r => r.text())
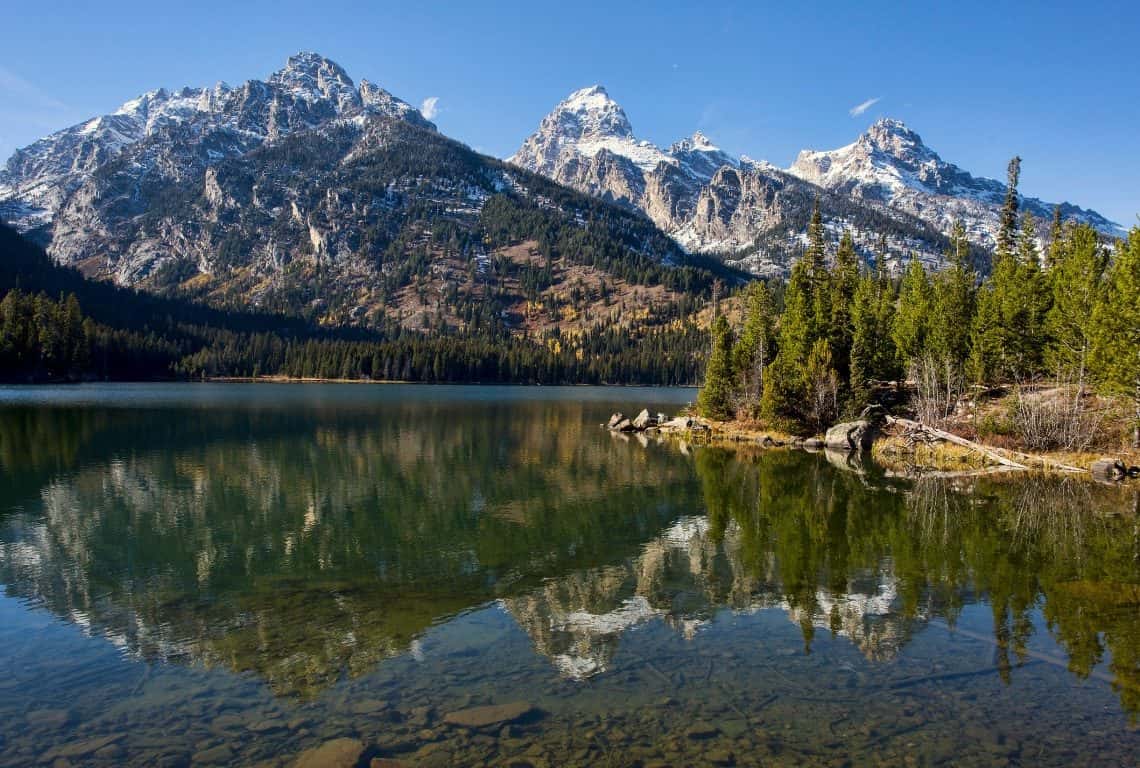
top-left (0, 55), bottom-right (721, 331)
top-left (0, 53), bottom-right (432, 237)
top-left (510, 88), bottom-right (951, 275)
top-left (511, 92), bottom-right (1123, 274)
top-left (788, 118), bottom-right (1124, 248)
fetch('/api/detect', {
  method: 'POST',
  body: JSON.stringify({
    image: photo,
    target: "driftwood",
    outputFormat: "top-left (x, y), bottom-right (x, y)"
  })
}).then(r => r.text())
top-left (886, 416), bottom-right (1027, 469)
top-left (885, 416), bottom-right (1086, 473)
top-left (992, 445), bottom-right (1086, 473)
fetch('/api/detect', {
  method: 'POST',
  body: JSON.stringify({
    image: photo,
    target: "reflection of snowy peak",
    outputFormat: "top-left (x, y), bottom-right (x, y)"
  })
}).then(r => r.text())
top-left (503, 515), bottom-right (921, 679)
top-left (788, 118), bottom-right (1124, 247)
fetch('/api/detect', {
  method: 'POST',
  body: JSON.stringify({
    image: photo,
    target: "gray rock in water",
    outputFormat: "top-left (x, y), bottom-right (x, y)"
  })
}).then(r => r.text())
top-left (1091, 458), bottom-right (1126, 481)
top-left (613, 418), bottom-right (635, 432)
top-left (825, 419), bottom-right (878, 451)
top-left (632, 409), bottom-right (657, 429)
top-left (803, 437), bottom-right (824, 450)
top-left (607, 412), bottom-right (625, 429)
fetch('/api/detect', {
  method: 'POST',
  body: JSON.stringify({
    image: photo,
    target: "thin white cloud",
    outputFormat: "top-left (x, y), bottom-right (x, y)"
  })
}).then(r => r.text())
top-left (0, 67), bottom-right (69, 111)
top-left (849, 97), bottom-right (881, 117)
top-left (420, 96), bottom-right (440, 120)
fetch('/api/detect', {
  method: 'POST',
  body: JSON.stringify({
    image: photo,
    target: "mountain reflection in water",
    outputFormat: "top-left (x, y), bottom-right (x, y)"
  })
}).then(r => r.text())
top-left (0, 386), bottom-right (1138, 766)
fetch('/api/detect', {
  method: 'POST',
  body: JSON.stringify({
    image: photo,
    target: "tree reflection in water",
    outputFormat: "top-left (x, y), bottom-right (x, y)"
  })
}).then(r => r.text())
top-left (0, 401), bottom-right (1137, 717)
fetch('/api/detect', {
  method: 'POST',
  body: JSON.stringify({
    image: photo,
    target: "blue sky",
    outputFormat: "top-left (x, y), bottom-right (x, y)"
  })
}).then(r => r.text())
top-left (3, 1), bottom-right (1137, 224)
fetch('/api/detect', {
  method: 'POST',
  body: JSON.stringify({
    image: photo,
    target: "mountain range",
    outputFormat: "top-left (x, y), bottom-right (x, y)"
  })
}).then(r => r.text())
top-left (0, 53), bottom-right (735, 346)
top-left (510, 86), bottom-right (1123, 276)
top-left (0, 52), bottom-right (1126, 305)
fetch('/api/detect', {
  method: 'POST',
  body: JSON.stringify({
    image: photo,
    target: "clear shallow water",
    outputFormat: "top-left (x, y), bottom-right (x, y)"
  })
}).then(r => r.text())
top-left (0, 383), bottom-right (1137, 767)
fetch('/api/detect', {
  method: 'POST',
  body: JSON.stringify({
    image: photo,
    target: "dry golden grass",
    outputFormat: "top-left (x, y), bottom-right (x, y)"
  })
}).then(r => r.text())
top-left (871, 435), bottom-right (994, 472)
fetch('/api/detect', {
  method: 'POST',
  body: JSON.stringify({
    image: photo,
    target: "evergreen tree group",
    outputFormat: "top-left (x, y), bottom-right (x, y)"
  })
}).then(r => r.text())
top-left (697, 170), bottom-right (1140, 445)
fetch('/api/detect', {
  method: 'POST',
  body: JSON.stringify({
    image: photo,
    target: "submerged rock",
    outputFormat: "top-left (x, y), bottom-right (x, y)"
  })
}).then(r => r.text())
top-left (25, 709), bottom-right (71, 728)
top-left (193, 744), bottom-right (236, 765)
top-left (443, 701), bottom-right (535, 728)
top-left (348, 698), bottom-right (390, 715)
top-left (685, 722), bottom-right (720, 740)
top-left (42, 734), bottom-right (125, 761)
top-left (293, 738), bottom-right (365, 768)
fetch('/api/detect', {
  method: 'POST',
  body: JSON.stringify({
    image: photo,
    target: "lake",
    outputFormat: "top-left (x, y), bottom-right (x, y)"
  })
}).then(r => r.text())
top-left (0, 384), bottom-right (1137, 767)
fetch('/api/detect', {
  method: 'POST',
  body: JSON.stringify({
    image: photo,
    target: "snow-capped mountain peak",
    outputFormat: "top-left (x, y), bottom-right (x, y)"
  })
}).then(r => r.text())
top-left (787, 117), bottom-right (1123, 247)
top-left (508, 84), bottom-right (671, 175)
top-left (858, 118), bottom-right (939, 166)
top-left (268, 51), bottom-right (357, 108)
top-left (0, 52), bottom-right (432, 231)
top-left (669, 130), bottom-right (737, 180)
top-left (669, 130), bottom-right (718, 154)
top-left (551, 85), bottom-right (634, 139)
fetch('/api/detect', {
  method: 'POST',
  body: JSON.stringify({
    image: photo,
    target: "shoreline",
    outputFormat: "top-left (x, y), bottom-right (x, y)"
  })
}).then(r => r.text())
top-left (0, 376), bottom-right (701, 388)
top-left (646, 415), bottom-right (1140, 482)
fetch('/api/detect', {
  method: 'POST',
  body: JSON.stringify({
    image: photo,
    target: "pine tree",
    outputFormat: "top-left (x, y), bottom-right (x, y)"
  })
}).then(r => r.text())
top-left (1046, 205), bottom-right (1064, 269)
top-left (1011, 211), bottom-right (1050, 375)
top-left (875, 233), bottom-right (891, 282)
top-left (970, 208), bottom-right (1042, 382)
top-left (774, 260), bottom-right (816, 372)
top-left (801, 200), bottom-right (832, 339)
top-left (928, 221), bottom-right (975, 369)
top-left (698, 313), bottom-right (735, 421)
top-left (997, 156), bottom-right (1022, 259)
top-left (969, 274), bottom-right (1008, 383)
top-left (732, 280), bottom-right (777, 413)
top-left (892, 258), bottom-right (933, 368)
top-left (804, 338), bottom-right (839, 433)
top-left (805, 198), bottom-right (827, 277)
top-left (761, 260), bottom-right (816, 425)
top-left (828, 231), bottom-right (859, 385)
top-left (850, 269), bottom-right (898, 406)
top-left (1090, 227), bottom-right (1140, 447)
top-left (1046, 223), bottom-right (1106, 384)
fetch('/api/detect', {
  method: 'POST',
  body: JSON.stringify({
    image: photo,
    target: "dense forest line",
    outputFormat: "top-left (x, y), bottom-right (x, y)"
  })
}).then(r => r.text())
top-left (698, 158), bottom-right (1140, 446)
top-left (0, 222), bottom-right (708, 384)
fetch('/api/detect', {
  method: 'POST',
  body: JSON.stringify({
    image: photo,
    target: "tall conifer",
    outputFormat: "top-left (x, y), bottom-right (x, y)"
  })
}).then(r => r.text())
top-left (732, 280), bottom-right (778, 412)
top-left (928, 221), bottom-right (975, 369)
top-left (1046, 223), bottom-right (1107, 382)
top-left (698, 314), bottom-right (736, 421)
top-left (1090, 227), bottom-right (1140, 446)
top-left (892, 259), bottom-right (933, 368)
top-left (829, 231), bottom-right (859, 384)
top-left (997, 156), bottom-right (1022, 258)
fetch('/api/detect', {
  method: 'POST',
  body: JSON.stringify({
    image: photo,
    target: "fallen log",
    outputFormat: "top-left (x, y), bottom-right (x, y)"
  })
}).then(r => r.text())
top-left (885, 416), bottom-right (1027, 470)
top-left (998, 447), bottom-right (1087, 474)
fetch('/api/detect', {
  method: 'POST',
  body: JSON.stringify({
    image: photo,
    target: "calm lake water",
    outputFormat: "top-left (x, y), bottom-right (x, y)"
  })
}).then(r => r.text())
top-left (0, 384), bottom-right (1137, 767)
